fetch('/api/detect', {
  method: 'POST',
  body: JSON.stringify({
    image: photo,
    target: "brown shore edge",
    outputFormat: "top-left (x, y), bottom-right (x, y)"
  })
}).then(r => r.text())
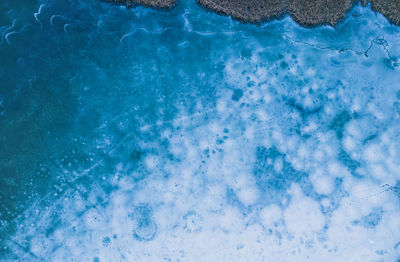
top-left (105, 0), bottom-right (177, 9)
top-left (104, 0), bottom-right (400, 26)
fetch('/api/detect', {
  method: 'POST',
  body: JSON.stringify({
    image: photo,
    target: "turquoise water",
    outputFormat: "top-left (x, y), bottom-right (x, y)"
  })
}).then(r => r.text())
top-left (1, 0), bottom-right (400, 260)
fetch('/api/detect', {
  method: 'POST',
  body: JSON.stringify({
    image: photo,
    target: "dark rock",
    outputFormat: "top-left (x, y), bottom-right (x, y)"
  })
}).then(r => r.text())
top-left (103, 0), bottom-right (400, 27)
top-left (196, 0), bottom-right (289, 23)
top-left (196, 0), bottom-right (400, 27)
top-left (370, 0), bottom-right (400, 25)
top-left (104, 0), bottom-right (176, 9)
top-left (197, 0), bottom-right (357, 26)
top-left (289, 0), bottom-right (355, 26)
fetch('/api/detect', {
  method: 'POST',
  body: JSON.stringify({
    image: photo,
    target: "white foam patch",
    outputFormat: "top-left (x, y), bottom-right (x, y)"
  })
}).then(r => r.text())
top-left (284, 185), bottom-right (325, 235)
top-left (310, 170), bottom-right (335, 195)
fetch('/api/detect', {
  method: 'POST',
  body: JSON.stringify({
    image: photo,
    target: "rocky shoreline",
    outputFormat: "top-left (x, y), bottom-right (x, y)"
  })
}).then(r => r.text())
top-left (104, 0), bottom-right (176, 9)
top-left (105, 0), bottom-right (400, 26)
top-left (370, 0), bottom-right (400, 25)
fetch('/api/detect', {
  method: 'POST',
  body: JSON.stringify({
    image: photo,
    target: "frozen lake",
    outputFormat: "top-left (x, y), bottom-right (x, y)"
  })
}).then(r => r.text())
top-left (1, 0), bottom-right (400, 260)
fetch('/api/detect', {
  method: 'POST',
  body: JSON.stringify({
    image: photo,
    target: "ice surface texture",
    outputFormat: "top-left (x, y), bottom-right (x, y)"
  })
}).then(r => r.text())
top-left (0, 0), bottom-right (400, 261)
